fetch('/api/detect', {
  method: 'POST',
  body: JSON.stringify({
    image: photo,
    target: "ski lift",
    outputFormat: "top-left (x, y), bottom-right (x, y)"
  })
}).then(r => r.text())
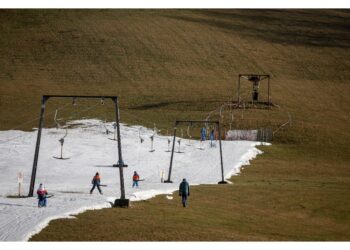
top-left (103, 120), bottom-right (112, 135)
top-left (139, 128), bottom-right (144, 144)
top-left (198, 128), bottom-right (205, 150)
top-left (164, 129), bottom-right (171, 152)
top-left (165, 138), bottom-right (171, 152)
top-left (153, 123), bottom-right (161, 134)
top-left (108, 123), bottom-right (118, 141)
top-left (205, 122), bottom-right (210, 138)
top-left (53, 129), bottom-right (70, 160)
top-left (176, 138), bottom-right (184, 153)
top-left (149, 135), bottom-right (155, 152)
top-left (54, 108), bottom-right (67, 129)
top-left (186, 123), bottom-right (192, 146)
top-left (198, 126), bottom-right (206, 150)
top-left (148, 124), bottom-right (160, 152)
top-left (209, 127), bottom-right (216, 148)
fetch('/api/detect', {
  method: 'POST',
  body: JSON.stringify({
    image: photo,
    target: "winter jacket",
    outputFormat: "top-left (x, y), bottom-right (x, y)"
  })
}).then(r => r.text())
top-left (92, 175), bottom-right (101, 185)
top-left (37, 189), bottom-right (48, 198)
top-left (210, 131), bottom-right (214, 140)
top-left (133, 174), bottom-right (140, 181)
top-left (179, 180), bottom-right (190, 196)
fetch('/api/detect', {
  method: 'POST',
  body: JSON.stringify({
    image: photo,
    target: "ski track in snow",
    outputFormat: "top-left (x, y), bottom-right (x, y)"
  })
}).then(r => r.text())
top-left (0, 119), bottom-right (269, 241)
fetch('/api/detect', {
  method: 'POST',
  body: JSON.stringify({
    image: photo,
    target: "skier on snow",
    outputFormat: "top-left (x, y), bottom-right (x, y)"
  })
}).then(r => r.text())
top-left (132, 171), bottom-right (140, 188)
top-left (210, 129), bottom-right (215, 147)
top-left (179, 178), bottom-right (190, 207)
top-left (200, 127), bottom-right (206, 141)
top-left (37, 183), bottom-right (48, 208)
top-left (90, 172), bottom-right (103, 195)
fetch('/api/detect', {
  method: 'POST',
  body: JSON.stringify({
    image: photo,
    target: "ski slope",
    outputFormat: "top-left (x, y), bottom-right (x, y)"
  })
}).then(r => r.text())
top-left (0, 119), bottom-right (267, 241)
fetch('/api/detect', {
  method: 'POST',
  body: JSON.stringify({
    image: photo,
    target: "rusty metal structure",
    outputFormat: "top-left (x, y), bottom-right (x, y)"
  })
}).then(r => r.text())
top-left (205, 74), bottom-right (291, 142)
top-left (235, 74), bottom-right (272, 109)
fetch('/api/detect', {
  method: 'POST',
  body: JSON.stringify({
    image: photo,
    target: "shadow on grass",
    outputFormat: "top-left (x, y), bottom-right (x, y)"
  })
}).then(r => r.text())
top-left (163, 9), bottom-right (350, 48)
top-left (129, 100), bottom-right (222, 110)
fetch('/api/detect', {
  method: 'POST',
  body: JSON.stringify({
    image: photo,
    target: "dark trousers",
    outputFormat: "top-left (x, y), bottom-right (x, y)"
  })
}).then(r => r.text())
top-left (90, 184), bottom-right (102, 194)
top-left (181, 194), bottom-right (188, 207)
top-left (38, 197), bottom-right (47, 207)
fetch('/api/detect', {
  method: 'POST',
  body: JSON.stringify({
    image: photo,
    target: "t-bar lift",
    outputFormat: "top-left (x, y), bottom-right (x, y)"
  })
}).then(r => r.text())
top-left (164, 120), bottom-right (228, 184)
top-left (28, 95), bottom-right (129, 207)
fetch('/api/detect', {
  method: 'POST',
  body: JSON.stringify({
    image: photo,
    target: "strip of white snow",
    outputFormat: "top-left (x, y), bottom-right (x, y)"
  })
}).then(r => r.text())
top-left (0, 119), bottom-right (268, 241)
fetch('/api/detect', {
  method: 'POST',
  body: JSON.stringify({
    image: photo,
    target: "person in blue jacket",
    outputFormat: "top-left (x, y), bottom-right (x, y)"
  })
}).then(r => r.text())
top-left (200, 127), bottom-right (206, 141)
top-left (210, 129), bottom-right (215, 147)
top-left (90, 172), bottom-right (103, 195)
top-left (179, 178), bottom-right (190, 207)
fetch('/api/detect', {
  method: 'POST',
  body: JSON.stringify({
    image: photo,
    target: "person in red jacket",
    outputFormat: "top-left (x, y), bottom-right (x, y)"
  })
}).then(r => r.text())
top-left (90, 172), bottom-right (103, 194)
top-left (132, 171), bottom-right (140, 188)
top-left (37, 183), bottom-right (48, 208)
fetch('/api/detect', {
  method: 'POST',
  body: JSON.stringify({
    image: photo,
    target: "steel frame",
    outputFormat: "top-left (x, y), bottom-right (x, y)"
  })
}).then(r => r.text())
top-left (164, 120), bottom-right (227, 184)
top-left (28, 95), bottom-right (129, 207)
top-left (237, 74), bottom-right (271, 107)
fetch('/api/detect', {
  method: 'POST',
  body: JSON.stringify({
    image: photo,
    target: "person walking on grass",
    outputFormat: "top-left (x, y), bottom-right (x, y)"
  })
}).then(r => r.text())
top-left (37, 183), bottom-right (48, 208)
top-left (132, 171), bottom-right (140, 188)
top-left (179, 178), bottom-right (190, 207)
top-left (90, 172), bottom-right (103, 195)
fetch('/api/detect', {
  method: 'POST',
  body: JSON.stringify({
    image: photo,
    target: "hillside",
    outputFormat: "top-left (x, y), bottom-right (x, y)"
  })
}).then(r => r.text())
top-left (0, 9), bottom-right (349, 240)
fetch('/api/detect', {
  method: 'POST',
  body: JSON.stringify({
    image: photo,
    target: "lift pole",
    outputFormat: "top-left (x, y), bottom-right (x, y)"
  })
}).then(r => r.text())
top-left (113, 97), bottom-right (129, 207)
top-left (165, 120), bottom-right (227, 184)
top-left (28, 96), bottom-right (49, 197)
top-left (28, 95), bottom-right (127, 205)
top-left (164, 122), bottom-right (177, 183)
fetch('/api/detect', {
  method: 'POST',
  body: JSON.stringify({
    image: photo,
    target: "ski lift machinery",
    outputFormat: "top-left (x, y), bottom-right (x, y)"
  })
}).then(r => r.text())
top-left (53, 109), bottom-right (70, 160)
top-left (28, 95), bottom-right (129, 208)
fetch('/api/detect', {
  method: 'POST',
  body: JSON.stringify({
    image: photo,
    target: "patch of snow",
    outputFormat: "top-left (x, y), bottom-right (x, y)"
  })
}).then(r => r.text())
top-left (166, 195), bottom-right (173, 200)
top-left (0, 119), bottom-right (269, 241)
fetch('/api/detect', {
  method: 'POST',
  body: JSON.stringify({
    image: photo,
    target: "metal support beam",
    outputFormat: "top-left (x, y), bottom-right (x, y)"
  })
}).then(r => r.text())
top-left (217, 123), bottom-right (227, 184)
top-left (112, 97), bottom-right (129, 207)
top-left (237, 75), bottom-right (241, 104)
top-left (42, 95), bottom-right (119, 99)
top-left (28, 95), bottom-right (128, 205)
top-left (164, 123), bottom-right (177, 183)
top-left (268, 76), bottom-right (271, 107)
top-left (28, 96), bottom-right (49, 197)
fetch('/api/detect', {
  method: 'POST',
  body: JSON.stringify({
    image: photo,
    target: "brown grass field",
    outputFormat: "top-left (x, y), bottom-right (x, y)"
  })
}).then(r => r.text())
top-left (0, 9), bottom-right (349, 240)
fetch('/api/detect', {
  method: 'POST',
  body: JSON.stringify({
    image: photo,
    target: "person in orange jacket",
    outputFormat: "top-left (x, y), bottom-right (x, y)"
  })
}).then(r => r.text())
top-left (132, 171), bottom-right (140, 188)
top-left (90, 172), bottom-right (103, 194)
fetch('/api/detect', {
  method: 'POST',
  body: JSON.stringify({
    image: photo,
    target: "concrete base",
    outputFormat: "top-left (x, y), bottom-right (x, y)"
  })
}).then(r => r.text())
top-left (218, 181), bottom-right (228, 184)
top-left (163, 180), bottom-right (173, 183)
top-left (113, 198), bottom-right (130, 207)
